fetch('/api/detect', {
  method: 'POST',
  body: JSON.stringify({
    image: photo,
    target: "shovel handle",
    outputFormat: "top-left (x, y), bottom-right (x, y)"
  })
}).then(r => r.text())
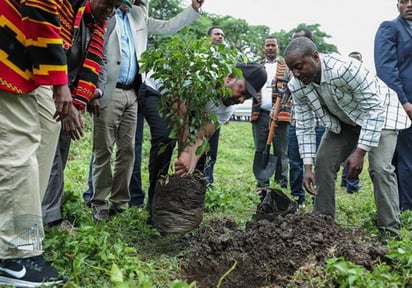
top-left (266, 97), bottom-right (282, 145)
top-left (266, 119), bottom-right (276, 145)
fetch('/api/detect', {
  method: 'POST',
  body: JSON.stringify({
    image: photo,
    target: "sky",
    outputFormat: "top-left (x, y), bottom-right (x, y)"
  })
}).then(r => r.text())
top-left (184, 0), bottom-right (399, 73)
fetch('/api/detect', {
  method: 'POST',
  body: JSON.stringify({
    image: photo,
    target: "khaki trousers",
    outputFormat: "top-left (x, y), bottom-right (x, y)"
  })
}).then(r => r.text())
top-left (91, 88), bottom-right (137, 210)
top-left (0, 86), bottom-right (60, 258)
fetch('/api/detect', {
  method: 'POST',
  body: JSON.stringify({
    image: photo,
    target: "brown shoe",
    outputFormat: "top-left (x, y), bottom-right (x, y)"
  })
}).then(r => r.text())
top-left (92, 208), bottom-right (111, 222)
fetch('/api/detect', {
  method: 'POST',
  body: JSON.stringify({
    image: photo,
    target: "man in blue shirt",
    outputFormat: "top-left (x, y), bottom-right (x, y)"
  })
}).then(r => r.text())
top-left (89, 0), bottom-right (204, 221)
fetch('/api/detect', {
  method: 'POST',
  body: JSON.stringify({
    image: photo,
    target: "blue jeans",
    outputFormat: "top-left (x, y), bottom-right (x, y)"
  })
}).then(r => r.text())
top-left (197, 128), bottom-right (220, 185)
top-left (341, 164), bottom-right (361, 192)
top-left (288, 125), bottom-right (325, 200)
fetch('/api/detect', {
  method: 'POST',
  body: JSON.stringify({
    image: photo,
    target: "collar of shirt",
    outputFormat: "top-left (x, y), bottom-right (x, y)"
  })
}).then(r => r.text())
top-left (116, 7), bottom-right (131, 18)
top-left (264, 58), bottom-right (278, 64)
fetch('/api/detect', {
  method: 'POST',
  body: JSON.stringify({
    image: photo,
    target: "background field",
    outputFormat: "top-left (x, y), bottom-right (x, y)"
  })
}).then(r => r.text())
top-left (42, 115), bottom-right (412, 287)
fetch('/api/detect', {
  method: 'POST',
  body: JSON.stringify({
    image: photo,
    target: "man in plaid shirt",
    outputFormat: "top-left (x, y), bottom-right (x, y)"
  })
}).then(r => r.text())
top-left (284, 37), bottom-right (411, 244)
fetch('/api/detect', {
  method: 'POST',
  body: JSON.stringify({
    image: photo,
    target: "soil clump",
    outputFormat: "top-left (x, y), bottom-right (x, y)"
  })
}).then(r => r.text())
top-left (178, 212), bottom-right (387, 287)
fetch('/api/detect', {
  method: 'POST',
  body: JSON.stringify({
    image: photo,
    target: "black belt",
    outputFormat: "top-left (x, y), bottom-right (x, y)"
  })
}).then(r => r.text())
top-left (116, 82), bottom-right (134, 90)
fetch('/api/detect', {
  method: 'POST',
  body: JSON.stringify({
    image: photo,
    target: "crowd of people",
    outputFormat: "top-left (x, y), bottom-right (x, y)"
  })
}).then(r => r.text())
top-left (0, 0), bottom-right (411, 286)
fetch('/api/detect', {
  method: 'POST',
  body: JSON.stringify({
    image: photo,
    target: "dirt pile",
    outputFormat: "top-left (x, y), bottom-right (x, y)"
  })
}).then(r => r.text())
top-left (179, 212), bottom-right (388, 288)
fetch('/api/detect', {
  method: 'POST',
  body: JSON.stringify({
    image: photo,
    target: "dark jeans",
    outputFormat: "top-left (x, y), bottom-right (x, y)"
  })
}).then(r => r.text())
top-left (395, 126), bottom-right (412, 211)
top-left (341, 164), bottom-right (361, 192)
top-left (252, 111), bottom-right (289, 188)
top-left (196, 128), bottom-right (220, 184)
top-left (129, 110), bottom-right (145, 207)
top-left (288, 125), bottom-right (325, 200)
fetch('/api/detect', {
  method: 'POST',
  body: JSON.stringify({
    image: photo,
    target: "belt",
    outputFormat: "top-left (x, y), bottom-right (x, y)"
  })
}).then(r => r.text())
top-left (116, 82), bottom-right (134, 90)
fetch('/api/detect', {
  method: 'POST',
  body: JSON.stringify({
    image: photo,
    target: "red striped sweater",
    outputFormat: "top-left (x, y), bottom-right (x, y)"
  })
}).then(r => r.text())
top-left (0, 0), bottom-right (68, 94)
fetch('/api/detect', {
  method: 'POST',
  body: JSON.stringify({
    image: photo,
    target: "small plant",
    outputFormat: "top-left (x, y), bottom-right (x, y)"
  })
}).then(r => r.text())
top-left (140, 29), bottom-right (243, 156)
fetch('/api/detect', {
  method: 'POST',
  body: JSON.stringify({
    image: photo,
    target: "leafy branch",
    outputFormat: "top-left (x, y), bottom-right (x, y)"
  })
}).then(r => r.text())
top-left (140, 30), bottom-right (244, 155)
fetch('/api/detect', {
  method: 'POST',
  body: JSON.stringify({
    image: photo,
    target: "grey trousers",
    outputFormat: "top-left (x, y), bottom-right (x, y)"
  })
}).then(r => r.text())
top-left (41, 128), bottom-right (71, 225)
top-left (314, 125), bottom-right (400, 233)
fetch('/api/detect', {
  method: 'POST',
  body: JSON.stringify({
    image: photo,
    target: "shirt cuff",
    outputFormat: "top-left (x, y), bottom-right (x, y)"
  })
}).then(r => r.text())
top-left (95, 88), bottom-right (103, 99)
top-left (303, 158), bottom-right (314, 165)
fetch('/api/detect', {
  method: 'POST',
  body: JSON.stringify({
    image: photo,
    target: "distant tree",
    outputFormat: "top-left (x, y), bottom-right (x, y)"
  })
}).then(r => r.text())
top-left (146, 1), bottom-right (338, 61)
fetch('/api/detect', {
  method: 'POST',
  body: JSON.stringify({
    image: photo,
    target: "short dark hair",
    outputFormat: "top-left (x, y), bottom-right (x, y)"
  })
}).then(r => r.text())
top-left (207, 26), bottom-right (223, 36)
top-left (284, 37), bottom-right (317, 59)
top-left (134, 0), bottom-right (146, 6)
top-left (292, 28), bottom-right (313, 40)
top-left (348, 51), bottom-right (362, 57)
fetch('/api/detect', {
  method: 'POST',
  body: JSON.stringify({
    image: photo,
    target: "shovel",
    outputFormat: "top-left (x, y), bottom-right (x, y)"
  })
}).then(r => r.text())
top-left (252, 97), bottom-right (282, 182)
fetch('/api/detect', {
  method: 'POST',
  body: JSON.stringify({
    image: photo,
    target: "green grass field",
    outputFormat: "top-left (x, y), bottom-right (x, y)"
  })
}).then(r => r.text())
top-left (43, 115), bottom-right (412, 287)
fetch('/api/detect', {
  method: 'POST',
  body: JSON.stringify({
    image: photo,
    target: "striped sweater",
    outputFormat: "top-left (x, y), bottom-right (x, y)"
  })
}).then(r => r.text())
top-left (0, 0), bottom-right (69, 94)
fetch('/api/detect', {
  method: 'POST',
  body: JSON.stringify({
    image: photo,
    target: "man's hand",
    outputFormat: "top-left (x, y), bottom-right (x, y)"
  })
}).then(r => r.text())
top-left (191, 0), bottom-right (204, 11)
top-left (87, 91), bottom-right (101, 117)
top-left (402, 102), bottom-right (412, 120)
top-left (303, 164), bottom-right (317, 195)
top-left (62, 104), bottom-right (84, 140)
top-left (174, 148), bottom-right (200, 176)
top-left (53, 85), bottom-right (72, 121)
top-left (344, 147), bottom-right (366, 179)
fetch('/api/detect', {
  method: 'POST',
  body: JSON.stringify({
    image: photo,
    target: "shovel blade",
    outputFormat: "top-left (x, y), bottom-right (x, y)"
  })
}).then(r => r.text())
top-left (253, 152), bottom-right (277, 182)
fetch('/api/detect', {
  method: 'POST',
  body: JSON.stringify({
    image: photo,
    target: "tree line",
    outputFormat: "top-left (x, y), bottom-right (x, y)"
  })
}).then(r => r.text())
top-left (147, 0), bottom-right (338, 61)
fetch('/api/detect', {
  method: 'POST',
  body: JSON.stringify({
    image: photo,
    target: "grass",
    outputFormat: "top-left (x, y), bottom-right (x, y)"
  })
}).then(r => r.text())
top-left (43, 115), bottom-right (412, 287)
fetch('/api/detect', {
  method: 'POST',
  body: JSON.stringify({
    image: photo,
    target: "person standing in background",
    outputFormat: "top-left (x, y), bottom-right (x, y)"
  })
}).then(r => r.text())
top-left (340, 51), bottom-right (363, 194)
top-left (42, 0), bottom-right (117, 227)
top-left (196, 26), bottom-right (225, 188)
top-left (252, 36), bottom-right (290, 190)
top-left (374, 0), bottom-right (412, 212)
top-left (89, 0), bottom-right (205, 221)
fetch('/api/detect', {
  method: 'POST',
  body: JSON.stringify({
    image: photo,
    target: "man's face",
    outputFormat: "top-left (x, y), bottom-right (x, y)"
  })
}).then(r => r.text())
top-left (285, 51), bottom-right (320, 85)
top-left (263, 38), bottom-right (278, 59)
top-left (210, 28), bottom-right (225, 44)
top-left (398, 0), bottom-right (412, 21)
top-left (115, 0), bottom-right (135, 12)
top-left (221, 77), bottom-right (248, 106)
top-left (90, 0), bottom-right (117, 24)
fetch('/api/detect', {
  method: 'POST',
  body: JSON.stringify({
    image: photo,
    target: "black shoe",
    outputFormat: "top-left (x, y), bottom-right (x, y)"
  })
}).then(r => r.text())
top-left (108, 206), bottom-right (124, 217)
top-left (378, 229), bottom-right (400, 245)
top-left (0, 255), bottom-right (67, 287)
top-left (347, 185), bottom-right (362, 194)
top-left (92, 208), bottom-right (111, 222)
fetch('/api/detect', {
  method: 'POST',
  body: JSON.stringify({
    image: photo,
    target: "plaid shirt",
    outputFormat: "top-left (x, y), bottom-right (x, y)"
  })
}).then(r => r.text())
top-left (288, 53), bottom-right (411, 164)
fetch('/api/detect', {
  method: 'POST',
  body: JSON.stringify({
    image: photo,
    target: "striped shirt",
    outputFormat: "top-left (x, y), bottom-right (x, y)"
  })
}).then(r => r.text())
top-left (0, 0), bottom-right (68, 94)
top-left (288, 53), bottom-right (410, 164)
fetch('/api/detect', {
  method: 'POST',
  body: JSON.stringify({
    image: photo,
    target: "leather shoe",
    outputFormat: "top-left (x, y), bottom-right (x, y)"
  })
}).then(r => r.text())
top-left (92, 208), bottom-right (111, 221)
top-left (109, 206), bottom-right (124, 216)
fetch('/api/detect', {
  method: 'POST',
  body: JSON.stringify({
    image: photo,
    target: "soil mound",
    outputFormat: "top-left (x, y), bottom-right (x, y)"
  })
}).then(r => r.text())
top-left (179, 212), bottom-right (387, 287)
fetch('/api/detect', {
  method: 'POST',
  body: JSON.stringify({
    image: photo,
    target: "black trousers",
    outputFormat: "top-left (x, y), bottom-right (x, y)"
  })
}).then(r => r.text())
top-left (138, 83), bottom-right (175, 212)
